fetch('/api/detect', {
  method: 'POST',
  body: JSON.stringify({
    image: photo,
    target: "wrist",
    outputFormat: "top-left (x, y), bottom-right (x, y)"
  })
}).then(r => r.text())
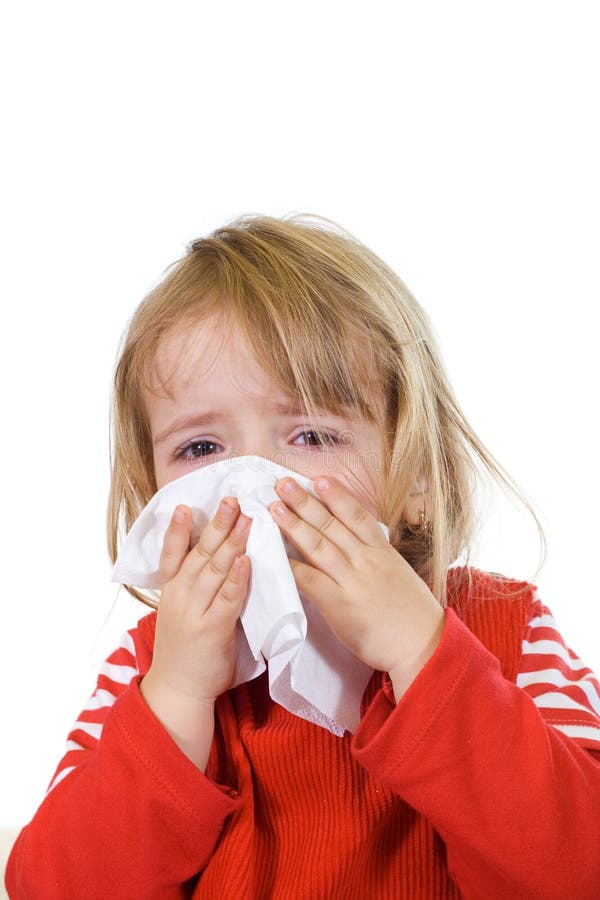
top-left (140, 672), bottom-right (216, 772)
top-left (141, 668), bottom-right (218, 708)
top-left (387, 607), bottom-right (445, 703)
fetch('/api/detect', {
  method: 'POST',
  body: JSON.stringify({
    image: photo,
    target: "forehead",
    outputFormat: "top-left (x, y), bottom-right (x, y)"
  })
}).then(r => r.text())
top-left (146, 311), bottom-right (385, 424)
top-left (151, 316), bottom-right (260, 388)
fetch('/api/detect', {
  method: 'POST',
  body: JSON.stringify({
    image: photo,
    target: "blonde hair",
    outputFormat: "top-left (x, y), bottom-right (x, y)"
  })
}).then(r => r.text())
top-left (108, 213), bottom-right (545, 608)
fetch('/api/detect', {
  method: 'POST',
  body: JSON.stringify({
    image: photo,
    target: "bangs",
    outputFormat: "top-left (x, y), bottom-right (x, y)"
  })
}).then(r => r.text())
top-left (231, 290), bottom-right (385, 427)
top-left (131, 231), bottom-right (389, 433)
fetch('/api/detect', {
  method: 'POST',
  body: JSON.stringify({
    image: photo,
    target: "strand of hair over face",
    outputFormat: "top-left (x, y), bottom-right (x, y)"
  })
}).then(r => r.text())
top-left (108, 213), bottom-right (546, 609)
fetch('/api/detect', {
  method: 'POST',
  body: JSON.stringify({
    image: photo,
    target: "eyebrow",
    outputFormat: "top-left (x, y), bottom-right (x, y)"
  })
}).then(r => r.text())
top-left (153, 400), bottom-right (316, 446)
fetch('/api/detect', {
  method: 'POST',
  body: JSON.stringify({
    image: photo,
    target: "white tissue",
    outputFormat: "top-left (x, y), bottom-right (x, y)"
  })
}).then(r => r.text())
top-left (111, 455), bottom-right (389, 735)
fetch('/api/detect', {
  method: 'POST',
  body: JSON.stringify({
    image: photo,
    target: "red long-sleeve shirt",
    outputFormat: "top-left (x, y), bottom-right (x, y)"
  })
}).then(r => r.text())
top-left (6, 567), bottom-right (600, 898)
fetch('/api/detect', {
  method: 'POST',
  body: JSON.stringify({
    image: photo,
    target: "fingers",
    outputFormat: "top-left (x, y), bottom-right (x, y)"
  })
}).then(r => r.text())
top-left (152, 504), bottom-right (253, 708)
top-left (186, 510), bottom-right (252, 611)
top-left (191, 496), bottom-right (242, 565)
top-left (189, 513), bottom-right (252, 594)
top-left (211, 551), bottom-right (250, 618)
top-left (270, 494), bottom-right (349, 585)
top-left (177, 495), bottom-right (249, 569)
top-left (160, 497), bottom-right (245, 583)
top-left (267, 475), bottom-right (388, 587)
top-left (159, 504), bottom-right (195, 582)
top-left (308, 477), bottom-right (388, 546)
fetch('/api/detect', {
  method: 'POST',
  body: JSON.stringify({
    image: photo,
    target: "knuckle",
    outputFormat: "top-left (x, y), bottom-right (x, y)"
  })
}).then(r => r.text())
top-left (350, 504), bottom-right (370, 527)
top-left (302, 567), bottom-right (317, 590)
top-left (194, 538), bottom-right (212, 559)
top-left (311, 533), bottom-right (328, 557)
top-left (295, 492), bottom-right (310, 512)
top-left (320, 512), bottom-right (337, 535)
top-left (217, 582), bottom-right (237, 604)
top-left (206, 557), bottom-right (227, 579)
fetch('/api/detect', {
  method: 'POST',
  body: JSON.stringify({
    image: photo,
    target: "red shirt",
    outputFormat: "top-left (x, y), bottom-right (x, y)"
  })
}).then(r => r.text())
top-left (6, 567), bottom-right (600, 898)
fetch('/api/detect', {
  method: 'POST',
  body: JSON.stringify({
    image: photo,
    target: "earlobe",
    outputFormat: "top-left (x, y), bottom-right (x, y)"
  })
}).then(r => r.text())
top-left (402, 478), bottom-right (432, 535)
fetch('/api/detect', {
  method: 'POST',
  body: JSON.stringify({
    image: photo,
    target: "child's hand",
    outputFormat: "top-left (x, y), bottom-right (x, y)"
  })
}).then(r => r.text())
top-left (145, 498), bottom-right (252, 705)
top-left (269, 477), bottom-right (445, 701)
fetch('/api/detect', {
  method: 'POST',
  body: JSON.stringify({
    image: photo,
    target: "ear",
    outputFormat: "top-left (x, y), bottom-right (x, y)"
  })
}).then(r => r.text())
top-left (402, 476), bottom-right (429, 527)
top-left (409, 476), bottom-right (428, 498)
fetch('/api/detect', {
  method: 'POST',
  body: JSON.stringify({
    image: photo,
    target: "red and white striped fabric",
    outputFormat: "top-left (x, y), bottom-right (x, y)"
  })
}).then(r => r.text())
top-left (46, 593), bottom-right (600, 794)
top-left (517, 594), bottom-right (600, 748)
top-left (46, 629), bottom-right (142, 794)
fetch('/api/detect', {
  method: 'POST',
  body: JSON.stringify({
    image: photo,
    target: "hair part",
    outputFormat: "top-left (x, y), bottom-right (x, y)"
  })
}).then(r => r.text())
top-left (108, 212), bottom-right (546, 608)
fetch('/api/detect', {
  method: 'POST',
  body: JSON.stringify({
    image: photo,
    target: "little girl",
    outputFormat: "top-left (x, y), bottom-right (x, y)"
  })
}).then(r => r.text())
top-left (6, 214), bottom-right (600, 899)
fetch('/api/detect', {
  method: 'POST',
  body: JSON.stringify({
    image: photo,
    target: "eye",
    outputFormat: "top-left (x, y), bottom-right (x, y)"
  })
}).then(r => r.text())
top-left (172, 428), bottom-right (343, 464)
top-left (292, 429), bottom-right (341, 448)
top-left (174, 439), bottom-right (221, 462)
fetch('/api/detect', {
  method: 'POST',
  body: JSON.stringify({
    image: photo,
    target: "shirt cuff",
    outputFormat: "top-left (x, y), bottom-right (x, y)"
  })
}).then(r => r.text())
top-left (109, 675), bottom-right (241, 821)
top-left (351, 608), bottom-right (483, 778)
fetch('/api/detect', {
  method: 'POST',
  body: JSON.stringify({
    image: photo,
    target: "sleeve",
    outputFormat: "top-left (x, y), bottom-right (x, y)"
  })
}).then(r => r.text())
top-left (516, 596), bottom-right (600, 748)
top-left (351, 605), bottom-right (600, 900)
top-left (4, 626), bottom-right (241, 900)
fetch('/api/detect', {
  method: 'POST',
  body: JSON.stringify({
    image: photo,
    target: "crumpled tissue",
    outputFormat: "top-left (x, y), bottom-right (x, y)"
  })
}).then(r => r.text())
top-left (111, 455), bottom-right (390, 735)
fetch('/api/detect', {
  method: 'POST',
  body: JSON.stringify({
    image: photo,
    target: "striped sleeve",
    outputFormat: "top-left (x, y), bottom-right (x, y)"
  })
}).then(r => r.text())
top-left (516, 594), bottom-right (600, 750)
top-left (46, 628), bottom-right (141, 794)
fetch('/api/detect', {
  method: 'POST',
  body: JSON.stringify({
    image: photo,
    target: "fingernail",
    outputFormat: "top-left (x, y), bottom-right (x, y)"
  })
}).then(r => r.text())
top-left (315, 478), bottom-right (330, 491)
top-left (234, 514), bottom-right (251, 533)
top-left (173, 505), bottom-right (187, 523)
top-left (221, 497), bottom-right (237, 514)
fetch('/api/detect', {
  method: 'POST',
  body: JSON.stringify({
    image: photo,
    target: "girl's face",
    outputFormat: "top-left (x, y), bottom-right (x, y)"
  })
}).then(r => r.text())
top-left (144, 315), bottom-right (387, 519)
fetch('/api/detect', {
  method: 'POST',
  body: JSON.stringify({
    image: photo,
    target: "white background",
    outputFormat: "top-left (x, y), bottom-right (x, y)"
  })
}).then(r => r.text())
top-left (1, 1), bottom-right (598, 829)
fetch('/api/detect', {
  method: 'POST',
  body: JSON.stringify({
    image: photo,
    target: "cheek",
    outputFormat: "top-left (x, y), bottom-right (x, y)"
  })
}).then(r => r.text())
top-left (153, 456), bottom-right (173, 492)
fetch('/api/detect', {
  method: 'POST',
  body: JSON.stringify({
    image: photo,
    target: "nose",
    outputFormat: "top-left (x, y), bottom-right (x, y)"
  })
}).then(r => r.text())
top-left (229, 443), bottom-right (302, 476)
